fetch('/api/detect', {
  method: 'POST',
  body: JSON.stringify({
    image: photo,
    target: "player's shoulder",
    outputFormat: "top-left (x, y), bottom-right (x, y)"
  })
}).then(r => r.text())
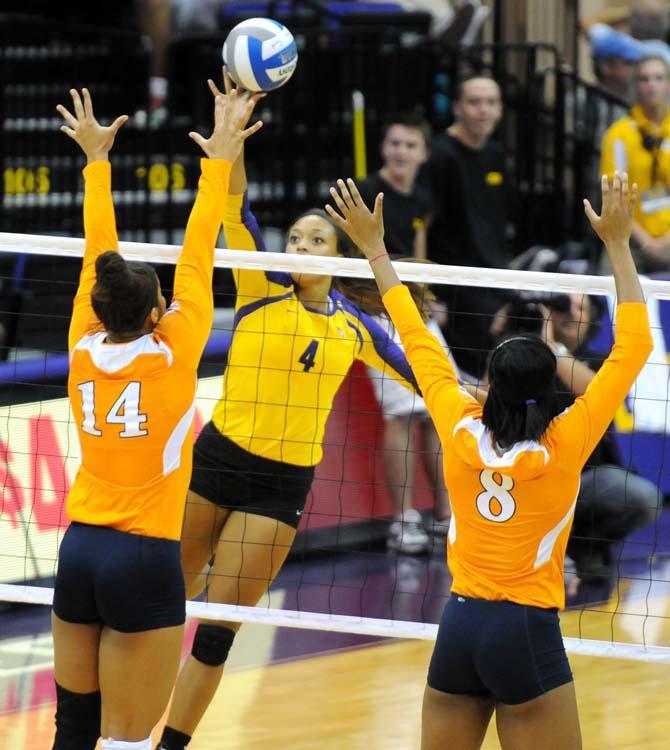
top-left (72, 331), bottom-right (175, 372)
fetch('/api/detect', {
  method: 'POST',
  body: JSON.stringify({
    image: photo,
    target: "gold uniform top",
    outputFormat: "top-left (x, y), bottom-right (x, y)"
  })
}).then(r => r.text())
top-left (601, 105), bottom-right (670, 237)
top-left (384, 284), bottom-right (652, 610)
top-left (210, 193), bottom-right (419, 466)
top-left (67, 159), bottom-right (232, 541)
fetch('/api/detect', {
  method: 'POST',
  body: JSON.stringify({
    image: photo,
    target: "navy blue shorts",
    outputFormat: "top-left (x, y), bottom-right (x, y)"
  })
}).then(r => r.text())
top-left (189, 422), bottom-right (315, 529)
top-left (53, 522), bottom-right (185, 633)
top-left (427, 594), bottom-right (573, 705)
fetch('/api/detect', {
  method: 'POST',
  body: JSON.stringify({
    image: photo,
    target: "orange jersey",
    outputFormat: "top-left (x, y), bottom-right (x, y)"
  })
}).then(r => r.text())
top-left (66, 158), bottom-right (232, 540)
top-left (383, 284), bottom-right (653, 609)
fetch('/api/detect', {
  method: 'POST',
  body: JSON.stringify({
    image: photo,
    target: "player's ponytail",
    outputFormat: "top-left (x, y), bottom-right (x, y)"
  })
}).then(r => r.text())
top-left (92, 251), bottom-right (159, 334)
top-left (482, 335), bottom-right (558, 447)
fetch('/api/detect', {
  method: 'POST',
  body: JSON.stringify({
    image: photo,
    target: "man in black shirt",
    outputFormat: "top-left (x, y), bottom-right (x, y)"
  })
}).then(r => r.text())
top-left (422, 75), bottom-right (515, 377)
top-left (357, 114), bottom-right (432, 258)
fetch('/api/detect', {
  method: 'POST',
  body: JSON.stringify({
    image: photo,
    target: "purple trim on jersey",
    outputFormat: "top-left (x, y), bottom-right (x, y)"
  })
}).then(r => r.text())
top-left (232, 291), bottom-right (293, 332)
top-left (240, 192), bottom-right (292, 288)
top-left (345, 320), bottom-right (364, 351)
top-left (241, 192), bottom-right (268, 252)
top-left (331, 289), bottom-right (419, 393)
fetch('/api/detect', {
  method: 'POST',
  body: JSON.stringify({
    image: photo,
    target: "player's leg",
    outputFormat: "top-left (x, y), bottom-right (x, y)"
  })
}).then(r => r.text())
top-left (419, 418), bottom-right (450, 527)
top-left (384, 415), bottom-right (428, 553)
top-left (495, 682), bottom-right (582, 750)
top-left (161, 511), bottom-right (297, 746)
top-left (180, 489), bottom-right (230, 599)
top-left (477, 600), bottom-right (579, 749)
top-left (422, 687), bottom-right (494, 750)
top-left (51, 522), bottom-right (103, 750)
top-left (98, 624), bottom-right (184, 741)
top-left (423, 596), bottom-right (494, 750)
top-left (95, 529), bottom-right (186, 745)
top-left (51, 614), bottom-right (102, 750)
top-left (181, 423), bottom-right (238, 599)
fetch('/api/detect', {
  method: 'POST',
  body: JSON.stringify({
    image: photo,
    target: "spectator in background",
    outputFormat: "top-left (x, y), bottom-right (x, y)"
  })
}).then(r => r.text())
top-left (590, 24), bottom-right (646, 101)
top-left (584, 1), bottom-right (670, 69)
top-left (601, 54), bottom-right (670, 271)
top-left (543, 295), bottom-right (660, 584)
top-left (368, 275), bottom-right (452, 555)
top-left (422, 74), bottom-right (515, 378)
top-left (357, 114), bottom-right (432, 258)
top-left (358, 120), bottom-right (448, 553)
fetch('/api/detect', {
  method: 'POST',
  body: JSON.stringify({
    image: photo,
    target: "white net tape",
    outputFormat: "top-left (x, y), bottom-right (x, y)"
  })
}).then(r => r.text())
top-left (2, 231), bottom-right (670, 298)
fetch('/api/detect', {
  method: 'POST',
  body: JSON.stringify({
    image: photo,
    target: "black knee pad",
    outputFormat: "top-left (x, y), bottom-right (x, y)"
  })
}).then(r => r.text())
top-left (52, 683), bottom-right (101, 750)
top-left (191, 624), bottom-right (236, 666)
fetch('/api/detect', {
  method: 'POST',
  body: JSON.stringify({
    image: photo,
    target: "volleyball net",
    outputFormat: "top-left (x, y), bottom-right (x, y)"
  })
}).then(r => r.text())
top-left (0, 232), bottom-right (669, 665)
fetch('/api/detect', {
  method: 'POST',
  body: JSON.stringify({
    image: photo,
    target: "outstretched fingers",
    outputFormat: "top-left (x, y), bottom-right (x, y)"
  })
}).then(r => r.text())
top-left (324, 202), bottom-right (347, 230)
top-left (70, 89), bottom-right (85, 120)
top-left (223, 66), bottom-right (235, 96)
top-left (336, 179), bottom-right (355, 210)
top-left (629, 182), bottom-right (639, 215)
top-left (82, 88), bottom-right (94, 120)
top-left (345, 178), bottom-right (364, 207)
top-left (329, 185), bottom-right (351, 217)
top-left (56, 103), bottom-right (77, 128)
top-left (208, 78), bottom-right (224, 98)
top-left (109, 115), bottom-right (129, 136)
top-left (188, 131), bottom-right (207, 149)
top-left (213, 94), bottom-right (225, 128)
top-left (583, 198), bottom-right (599, 226)
top-left (241, 120), bottom-right (263, 140)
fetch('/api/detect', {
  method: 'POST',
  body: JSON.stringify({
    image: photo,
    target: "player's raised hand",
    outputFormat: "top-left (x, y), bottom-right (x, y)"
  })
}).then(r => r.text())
top-left (207, 66), bottom-right (239, 101)
top-left (584, 172), bottom-right (637, 248)
top-left (326, 179), bottom-right (386, 257)
top-left (56, 88), bottom-right (128, 163)
top-left (189, 86), bottom-right (263, 161)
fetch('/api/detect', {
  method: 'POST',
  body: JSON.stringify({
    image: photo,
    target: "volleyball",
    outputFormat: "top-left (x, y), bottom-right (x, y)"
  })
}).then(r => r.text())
top-left (222, 18), bottom-right (298, 92)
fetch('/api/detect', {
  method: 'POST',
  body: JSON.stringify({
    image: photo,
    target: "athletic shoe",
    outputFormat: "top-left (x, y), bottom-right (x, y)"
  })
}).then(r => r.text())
top-left (387, 509), bottom-right (430, 554)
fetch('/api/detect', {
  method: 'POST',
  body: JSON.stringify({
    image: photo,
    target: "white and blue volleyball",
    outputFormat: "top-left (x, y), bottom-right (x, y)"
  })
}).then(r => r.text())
top-left (223, 18), bottom-right (298, 92)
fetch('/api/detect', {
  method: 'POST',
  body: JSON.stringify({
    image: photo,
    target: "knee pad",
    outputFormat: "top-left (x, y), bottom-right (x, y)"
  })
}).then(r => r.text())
top-left (53, 683), bottom-right (101, 750)
top-left (191, 623), bottom-right (236, 666)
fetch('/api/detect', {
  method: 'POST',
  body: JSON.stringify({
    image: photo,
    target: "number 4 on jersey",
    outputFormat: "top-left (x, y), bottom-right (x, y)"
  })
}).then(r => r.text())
top-left (298, 339), bottom-right (320, 372)
top-left (78, 381), bottom-right (148, 438)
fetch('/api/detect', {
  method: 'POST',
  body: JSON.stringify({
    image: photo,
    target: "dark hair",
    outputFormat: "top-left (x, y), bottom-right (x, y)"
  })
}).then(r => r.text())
top-left (91, 251), bottom-right (159, 334)
top-left (454, 72), bottom-right (499, 102)
top-left (381, 111), bottom-right (432, 147)
top-left (482, 336), bottom-right (557, 447)
top-left (289, 209), bottom-right (431, 317)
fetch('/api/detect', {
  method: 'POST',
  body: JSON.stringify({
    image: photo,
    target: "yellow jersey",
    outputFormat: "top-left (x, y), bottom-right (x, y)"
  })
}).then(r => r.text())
top-left (210, 193), bottom-right (418, 466)
top-left (66, 158), bottom-right (232, 540)
top-left (601, 105), bottom-right (670, 237)
top-left (383, 284), bottom-right (652, 609)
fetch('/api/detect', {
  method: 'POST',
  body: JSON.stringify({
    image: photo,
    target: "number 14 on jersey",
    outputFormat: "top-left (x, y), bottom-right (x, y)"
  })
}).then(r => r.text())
top-left (78, 381), bottom-right (148, 438)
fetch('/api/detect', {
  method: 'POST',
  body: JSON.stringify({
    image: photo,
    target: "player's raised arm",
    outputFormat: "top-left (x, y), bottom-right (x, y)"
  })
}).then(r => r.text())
top-left (158, 86), bottom-right (263, 367)
top-left (553, 172), bottom-right (653, 464)
top-left (326, 178), bottom-right (475, 440)
top-left (57, 87), bottom-right (128, 350)
top-left (208, 68), bottom-right (254, 195)
top-left (209, 68), bottom-right (267, 258)
top-left (584, 172), bottom-right (645, 305)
